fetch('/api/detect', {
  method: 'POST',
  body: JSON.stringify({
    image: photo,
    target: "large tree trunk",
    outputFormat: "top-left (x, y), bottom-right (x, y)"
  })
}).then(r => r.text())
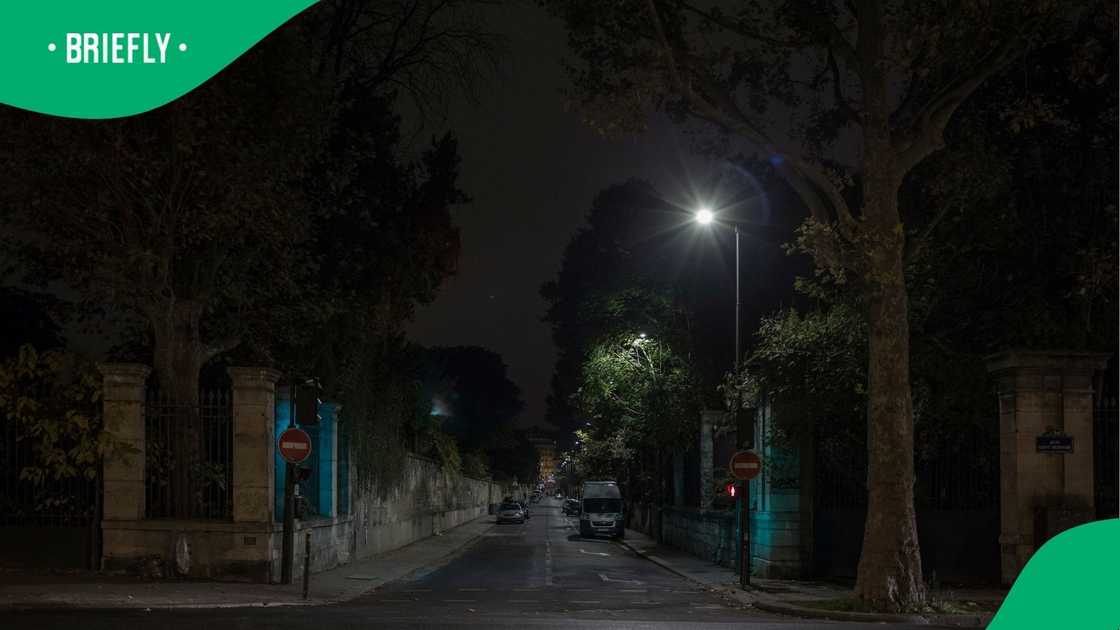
top-left (853, 174), bottom-right (927, 609)
top-left (149, 300), bottom-right (206, 519)
top-left (150, 300), bottom-right (205, 404)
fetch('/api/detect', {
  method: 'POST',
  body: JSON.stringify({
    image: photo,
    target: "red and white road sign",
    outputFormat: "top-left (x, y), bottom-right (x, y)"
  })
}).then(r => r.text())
top-left (729, 450), bottom-right (762, 480)
top-left (278, 427), bottom-right (313, 464)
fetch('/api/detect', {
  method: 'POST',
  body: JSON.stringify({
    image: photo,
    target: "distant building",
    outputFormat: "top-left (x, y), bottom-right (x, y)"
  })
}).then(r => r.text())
top-left (528, 434), bottom-right (558, 486)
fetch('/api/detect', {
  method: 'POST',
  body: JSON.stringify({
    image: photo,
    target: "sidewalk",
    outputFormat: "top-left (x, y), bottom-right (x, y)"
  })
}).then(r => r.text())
top-left (618, 527), bottom-right (1002, 627)
top-left (0, 515), bottom-right (494, 611)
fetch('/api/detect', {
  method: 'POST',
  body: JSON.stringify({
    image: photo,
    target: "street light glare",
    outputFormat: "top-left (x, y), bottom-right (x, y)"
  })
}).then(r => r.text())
top-left (696, 208), bottom-right (714, 225)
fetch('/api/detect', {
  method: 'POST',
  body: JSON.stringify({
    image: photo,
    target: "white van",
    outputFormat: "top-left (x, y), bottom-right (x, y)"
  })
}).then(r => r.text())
top-left (578, 480), bottom-right (625, 539)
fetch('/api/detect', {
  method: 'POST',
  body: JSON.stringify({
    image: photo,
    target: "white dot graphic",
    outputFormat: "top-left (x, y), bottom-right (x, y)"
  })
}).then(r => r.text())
top-left (179, 43), bottom-right (188, 52)
top-left (47, 43), bottom-right (56, 52)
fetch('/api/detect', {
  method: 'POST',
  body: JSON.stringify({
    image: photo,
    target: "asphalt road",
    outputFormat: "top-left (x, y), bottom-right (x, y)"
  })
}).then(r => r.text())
top-left (3, 498), bottom-right (937, 629)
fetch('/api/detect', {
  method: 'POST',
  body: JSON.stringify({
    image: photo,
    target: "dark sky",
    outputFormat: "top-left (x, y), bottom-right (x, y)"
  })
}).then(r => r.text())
top-left (406, 3), bottom-right (718, 429)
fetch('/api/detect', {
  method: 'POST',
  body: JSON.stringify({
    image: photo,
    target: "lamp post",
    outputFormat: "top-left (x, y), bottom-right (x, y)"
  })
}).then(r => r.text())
top-left (696, 206), bottom-right (750, 586)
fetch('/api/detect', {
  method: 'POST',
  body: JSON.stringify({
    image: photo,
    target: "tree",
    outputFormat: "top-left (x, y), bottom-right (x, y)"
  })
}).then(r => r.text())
top-left (0, 0), bottom-right (501, 402)
top-left (1, 3), bottom-right (492, 511)
top-left (419, 346), bottom-right (527, 479)
top-left (543, 0), bottom-right (1084, 607)
top-left (574, 333), bottom-right (699, 501)
top-left (0, 345), bottom-right (134, 488)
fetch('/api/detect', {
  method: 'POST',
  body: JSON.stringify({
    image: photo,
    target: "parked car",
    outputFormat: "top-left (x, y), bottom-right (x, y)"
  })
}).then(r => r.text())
top-left (579, 480), bottom-right (624, 539)
top-left (497, 502), bottom-right (526, 524)
top-left (563, 498), bottom-right (581, 516)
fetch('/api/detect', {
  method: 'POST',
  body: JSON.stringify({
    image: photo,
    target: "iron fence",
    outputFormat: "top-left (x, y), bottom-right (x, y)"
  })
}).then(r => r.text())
top-left (814, 422), bottom-right (998, 510)
top-left (145, 388), bottom-right (233, 520)
top-left (0, 421), bottom-right (97, 527)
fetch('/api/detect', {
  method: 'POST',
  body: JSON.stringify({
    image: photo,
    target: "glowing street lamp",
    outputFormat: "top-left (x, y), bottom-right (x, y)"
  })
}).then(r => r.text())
top-left (695, 207), bottom-right (714, 225)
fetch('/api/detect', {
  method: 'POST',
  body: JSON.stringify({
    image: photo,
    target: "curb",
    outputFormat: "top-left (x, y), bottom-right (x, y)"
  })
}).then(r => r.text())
top-left (618, 536), bottom-right (992, 627)
top-left (0, 516), bottom-right (495, 612)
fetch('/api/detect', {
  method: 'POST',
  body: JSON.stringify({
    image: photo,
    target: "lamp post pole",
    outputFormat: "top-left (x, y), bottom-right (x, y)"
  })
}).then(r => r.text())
top-left (696, 208), bottom-right (753, 584)
top-left (734, 224), bottom-right (741, 401)
top-left (733, 224), bottom-right (750, 587)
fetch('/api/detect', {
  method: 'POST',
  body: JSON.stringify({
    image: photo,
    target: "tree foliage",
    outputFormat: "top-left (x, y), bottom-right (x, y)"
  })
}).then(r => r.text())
top-left (0, 345), bottom-right (133, 485)
top-left (0, 2), bottom-right (506, 495)
top-left (418, 346), bottom-right (534, 481)
top-left (574, 333), bottom-right (699, 498)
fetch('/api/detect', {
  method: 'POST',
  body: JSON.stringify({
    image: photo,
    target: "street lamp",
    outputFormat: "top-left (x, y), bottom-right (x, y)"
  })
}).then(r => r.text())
top-left (695, 205), bottom-right (752, 587)
top-left (694, 208), bottom-right (742, 409)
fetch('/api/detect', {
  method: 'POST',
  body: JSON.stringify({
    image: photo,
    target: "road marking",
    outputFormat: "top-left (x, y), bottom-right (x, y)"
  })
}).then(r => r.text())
top-left (458, 588), bottom-right (486, 592)
top-left (508, 599), bottom-right (539, 603)
top-left (598, 572), bottom-right (643, 585)
top-left (566, 588), bottom-right (593, 592)
top-left (619, 588), bottom-right (647, 593)
top-left (579, 549), bottom-right (609, 557)
top-left (571, 600), bottom-right (601, 604)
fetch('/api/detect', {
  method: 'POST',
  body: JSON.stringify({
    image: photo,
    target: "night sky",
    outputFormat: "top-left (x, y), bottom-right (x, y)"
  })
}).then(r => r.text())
top-left (407, 3), bottom-right (721, 429)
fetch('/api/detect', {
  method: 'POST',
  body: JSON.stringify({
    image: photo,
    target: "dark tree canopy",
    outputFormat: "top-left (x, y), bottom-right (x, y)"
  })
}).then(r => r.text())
top-left (0, 287), bottom-right (64, 359)
top-left (418, 345), bottom-right (535, 481)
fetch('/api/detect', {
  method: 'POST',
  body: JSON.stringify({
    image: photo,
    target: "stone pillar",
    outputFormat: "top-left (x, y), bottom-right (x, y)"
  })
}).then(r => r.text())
top-left (699, 411), bottom-right (722, 510)
top-left (228, 367), bottom-right (282, 524)
top-left (986, 351), bottom-right (1109, 586)
top-left (749, 400), bottom-right (805, 578)
top-left (99, 364), bottom-right (151, 523)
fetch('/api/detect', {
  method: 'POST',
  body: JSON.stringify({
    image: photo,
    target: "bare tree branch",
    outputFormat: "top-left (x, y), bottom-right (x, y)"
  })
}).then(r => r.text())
top-left (894, 21), bottom-right (1038, 174)
top-left (644, 0), bottom-right (856, 232)
top-left (827, 46), bottom-right (862, 124)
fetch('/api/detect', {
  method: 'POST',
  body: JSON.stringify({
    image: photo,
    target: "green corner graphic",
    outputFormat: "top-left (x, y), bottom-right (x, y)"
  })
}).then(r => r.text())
top-left (989, 518), bottom-right (1119, 629)
top-left (0, 1), bottom-right (317, 119)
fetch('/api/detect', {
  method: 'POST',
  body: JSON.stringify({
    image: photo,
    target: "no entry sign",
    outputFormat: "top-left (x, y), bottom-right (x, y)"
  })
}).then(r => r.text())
top-left (729, 450), bottom-right (762, 480)
top-left (279, 427), bottom-right (312, 464)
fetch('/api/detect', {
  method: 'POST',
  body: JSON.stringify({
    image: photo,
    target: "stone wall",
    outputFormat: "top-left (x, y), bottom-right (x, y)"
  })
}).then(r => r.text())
top-left (659, 506), bottom-right (738, 569)
top-left (275, 455), bottom-right (499, 579)
top-left (98, 364), bottom-right (511, 583)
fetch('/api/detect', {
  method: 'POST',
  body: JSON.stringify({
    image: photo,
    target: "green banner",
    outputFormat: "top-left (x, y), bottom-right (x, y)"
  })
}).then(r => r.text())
top-left (990, 518), bottom-right (1119, 629)
top-left (0, 1), bottom-right (317, 119)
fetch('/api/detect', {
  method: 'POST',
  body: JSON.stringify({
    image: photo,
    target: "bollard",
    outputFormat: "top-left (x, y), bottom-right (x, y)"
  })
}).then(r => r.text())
top-left (302, 529), bottom-right (311, 600)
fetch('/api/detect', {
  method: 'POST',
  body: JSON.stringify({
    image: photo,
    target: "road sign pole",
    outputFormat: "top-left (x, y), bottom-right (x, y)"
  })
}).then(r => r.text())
top-left (734, 490), bottom-right (742, 580)
top-left (742, 479), bottom-right (751, 588)
top-left (729, 450), bottom-right (760, 589)
top-left (281, 384), bottom-right (297, 584)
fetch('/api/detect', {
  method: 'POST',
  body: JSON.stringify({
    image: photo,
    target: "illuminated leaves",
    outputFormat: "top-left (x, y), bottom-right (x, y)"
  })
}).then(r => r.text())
top-left (0, 345), bottom-right (133, 486)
